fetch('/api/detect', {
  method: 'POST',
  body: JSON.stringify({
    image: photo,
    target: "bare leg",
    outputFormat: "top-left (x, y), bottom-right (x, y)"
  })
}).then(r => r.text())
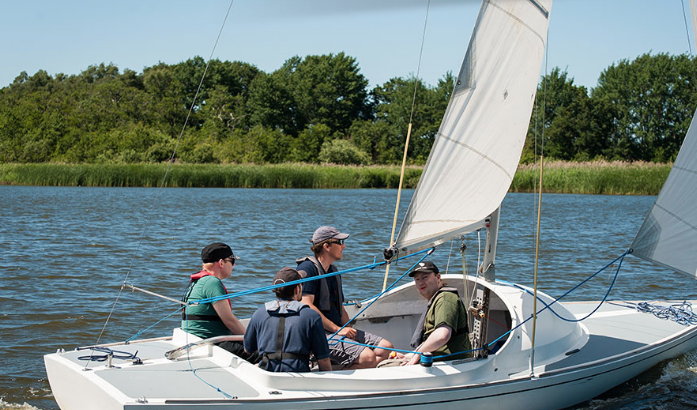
top-left (373, 339), bottom-right (394, 362)
top-left (348, 347), bottom-right (377, 369)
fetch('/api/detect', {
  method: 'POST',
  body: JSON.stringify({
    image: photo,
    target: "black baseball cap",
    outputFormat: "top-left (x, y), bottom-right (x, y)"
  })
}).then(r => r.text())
top-left (409, 261), bottom-right (439, 277)
top-left (201, 242), bottom-right (238, 263)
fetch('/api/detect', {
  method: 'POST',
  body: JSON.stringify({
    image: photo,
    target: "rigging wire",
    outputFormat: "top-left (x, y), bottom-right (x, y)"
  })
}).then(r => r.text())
top-left (382, 0), bottom-right (432, 292)
top-left (87, 0), bottom-right (238, 366)
top-left (681, 0), bottom-right (694, 55)
top-left (529, 18), bottom-right (551, 377)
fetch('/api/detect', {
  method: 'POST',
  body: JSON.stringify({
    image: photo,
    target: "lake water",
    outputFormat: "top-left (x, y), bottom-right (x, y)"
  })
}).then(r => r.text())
top-left (1, 186), bottom-right (695, 409)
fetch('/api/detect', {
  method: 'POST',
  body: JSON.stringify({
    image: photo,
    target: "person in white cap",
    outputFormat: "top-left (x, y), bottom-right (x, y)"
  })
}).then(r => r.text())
top-left (296, 226), bottom-right (397, 369)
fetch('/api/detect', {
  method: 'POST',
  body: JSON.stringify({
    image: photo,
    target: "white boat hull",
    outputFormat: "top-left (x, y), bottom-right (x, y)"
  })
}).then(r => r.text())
top-left (44, 276), bottom-right (697, 410)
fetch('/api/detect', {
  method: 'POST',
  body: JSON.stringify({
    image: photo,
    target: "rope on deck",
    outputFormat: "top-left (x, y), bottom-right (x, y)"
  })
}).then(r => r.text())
top-left (635, 301), bottom-right (697, 325)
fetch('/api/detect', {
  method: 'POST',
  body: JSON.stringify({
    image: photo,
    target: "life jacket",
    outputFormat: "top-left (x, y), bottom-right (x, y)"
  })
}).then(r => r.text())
top-left (410, 287), bottom-right (469, 348)
top-left (258, 299), bottom-right (310, 369)
top-left (181, 270), bottom-right (230, 321)
top-left (295, 256), bottom-right (343, 313)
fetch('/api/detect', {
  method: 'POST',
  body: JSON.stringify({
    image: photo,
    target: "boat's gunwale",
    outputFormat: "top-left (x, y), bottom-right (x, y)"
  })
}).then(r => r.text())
top-left (152, 321), bottom-right (697, 406)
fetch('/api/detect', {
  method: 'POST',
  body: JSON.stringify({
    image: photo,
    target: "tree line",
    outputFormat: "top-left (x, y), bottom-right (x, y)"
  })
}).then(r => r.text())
top-left (1, 52), bottom-right (695, 165)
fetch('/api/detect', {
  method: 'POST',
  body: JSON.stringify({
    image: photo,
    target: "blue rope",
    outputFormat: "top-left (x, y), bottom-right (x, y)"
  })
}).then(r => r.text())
top-left (192, 247), bottom-right (433, 306)
top-left (126, 248), bottom-right (432, 342)
top-left (327, 250), bottom-right (434, 343)
top-left (178, 315), bottom-right (236, 399)
top-left (134, 247), bottom-right (642, 365)
top-left (499, 249), bottom-right (628, 323)
top-left (126, 306), bottom-right (184, 343)
top-left (435, 250), bottom-right (630, 360)
top-left (329, 336), bottom-right (486, 359)
top-left (634, 301), bottom-right (697, 325)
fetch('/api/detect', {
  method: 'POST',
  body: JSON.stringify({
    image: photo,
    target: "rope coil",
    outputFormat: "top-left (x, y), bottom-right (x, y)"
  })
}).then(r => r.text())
top-left (636, 301), bottom-right (697, 325)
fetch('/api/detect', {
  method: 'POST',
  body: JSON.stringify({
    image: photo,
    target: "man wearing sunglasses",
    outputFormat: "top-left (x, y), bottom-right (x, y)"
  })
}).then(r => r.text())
top-left (182, 242), bottom-right (257, 361)
top-left (297, 226), bottom-right (396, 369)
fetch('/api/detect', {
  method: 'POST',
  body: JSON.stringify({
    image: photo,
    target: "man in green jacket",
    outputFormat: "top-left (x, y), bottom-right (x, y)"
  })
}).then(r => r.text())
top-left (404, 261), bottom-right (471, 365)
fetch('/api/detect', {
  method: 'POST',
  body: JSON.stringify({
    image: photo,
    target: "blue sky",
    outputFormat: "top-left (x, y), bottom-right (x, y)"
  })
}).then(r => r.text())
top-left (0, 0), bottom-right (694, 91)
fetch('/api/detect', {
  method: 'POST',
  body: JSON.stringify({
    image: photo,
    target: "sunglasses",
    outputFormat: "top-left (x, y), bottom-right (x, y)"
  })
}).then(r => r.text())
top-left (223, 258), bottom-right (236, 266)
top-left (328, 239), bottom-right (345, 245)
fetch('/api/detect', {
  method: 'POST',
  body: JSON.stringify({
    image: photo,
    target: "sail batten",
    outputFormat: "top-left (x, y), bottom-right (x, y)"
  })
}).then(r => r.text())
top-left (394, 0), bottom-right (553, 255)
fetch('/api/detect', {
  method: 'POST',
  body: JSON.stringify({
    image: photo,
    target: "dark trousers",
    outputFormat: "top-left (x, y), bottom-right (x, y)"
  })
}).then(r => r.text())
top-left (216, 340), bottom-right (260, 364)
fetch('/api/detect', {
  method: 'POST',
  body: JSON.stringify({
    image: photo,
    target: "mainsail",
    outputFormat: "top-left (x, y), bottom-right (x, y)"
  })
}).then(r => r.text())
top-left (630, 0), bottom-right (697, 279)
top-left (393, 0), bottom-right (553, 255)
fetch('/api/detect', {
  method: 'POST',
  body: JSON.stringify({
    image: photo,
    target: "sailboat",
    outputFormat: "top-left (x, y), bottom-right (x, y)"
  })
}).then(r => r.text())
top-left (43, 0), bottom-right (697, 409)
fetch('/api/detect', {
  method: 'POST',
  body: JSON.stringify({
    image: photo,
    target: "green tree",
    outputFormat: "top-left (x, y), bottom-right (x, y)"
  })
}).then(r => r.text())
top-left (318, 139), bottom-right (371, 165)
top-left (247, 71), bottom-right (300, 136)
top-left (288, 53), bottom-right (371, 134)
top-left (369, 73), bottom-right (452, 164)
top-left (289, 124), bottom-right (333, 162)
top-left (592, 53), bottom-right (697, 161)
top-left (524, 68), bottom-right (594, 162)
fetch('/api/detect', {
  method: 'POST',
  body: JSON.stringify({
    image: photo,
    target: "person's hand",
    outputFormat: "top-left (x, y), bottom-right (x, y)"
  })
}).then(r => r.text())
top-left (337, 327), bottom-right (357, 339)
top-left (400, 353), bottom-right (421, 366)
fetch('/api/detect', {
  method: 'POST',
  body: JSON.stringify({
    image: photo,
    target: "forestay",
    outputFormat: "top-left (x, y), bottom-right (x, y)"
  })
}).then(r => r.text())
top-left (393, 0), bottom-right (553, 255)
top-left (631, 0), bottom-right (697, 279)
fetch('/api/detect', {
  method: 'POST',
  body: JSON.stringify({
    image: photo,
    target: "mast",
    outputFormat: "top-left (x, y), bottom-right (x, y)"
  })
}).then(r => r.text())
top-left (480, 207), bottom-right (500, 282)
top-left (469, 207), bottom-right (499, 358)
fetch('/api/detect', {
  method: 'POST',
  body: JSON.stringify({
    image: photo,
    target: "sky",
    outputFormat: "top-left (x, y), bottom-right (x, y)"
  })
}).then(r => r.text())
top-left (0, 0), bottom-right (695, 91)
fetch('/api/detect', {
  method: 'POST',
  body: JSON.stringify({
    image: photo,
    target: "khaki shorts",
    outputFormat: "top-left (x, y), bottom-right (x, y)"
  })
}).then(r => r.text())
top-left (327, 329), bottom-right (383, 369)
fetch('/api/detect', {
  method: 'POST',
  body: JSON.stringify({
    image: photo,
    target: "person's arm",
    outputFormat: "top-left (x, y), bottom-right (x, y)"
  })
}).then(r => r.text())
top-left (301, 294), bottom-right (357, 338)
top-left (243, 315), bottom-right (257, 354)
top-left (317, 357), bottom-right (332, 371)
top-left (404, 326), bottom-right (452, 366)
top-left (336, 304), bottom-right (358, 338)
top-left (212, 300), bottom-right (246, 335)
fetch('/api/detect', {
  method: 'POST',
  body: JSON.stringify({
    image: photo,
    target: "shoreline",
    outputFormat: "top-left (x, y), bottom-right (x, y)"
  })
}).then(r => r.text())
top-left (0, 161), bottom-right (670, 195)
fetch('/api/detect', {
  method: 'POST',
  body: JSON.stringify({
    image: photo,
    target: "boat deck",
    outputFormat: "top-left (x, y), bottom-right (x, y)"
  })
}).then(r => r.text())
top-left (545, 300), bottom-right (696, 372)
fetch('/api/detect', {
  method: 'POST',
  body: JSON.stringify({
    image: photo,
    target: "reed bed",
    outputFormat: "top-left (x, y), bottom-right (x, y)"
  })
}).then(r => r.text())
top-left (0, 161), bottom-right (671, 194)
top-left (0, 163), bottom-right (423, 189)
top-left (511, 160), bottom-right (671, 195)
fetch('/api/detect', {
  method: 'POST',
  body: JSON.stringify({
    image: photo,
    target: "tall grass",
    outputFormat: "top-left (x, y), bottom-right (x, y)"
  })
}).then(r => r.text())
top-left (0, 161), bottom-right (671, 194)
top-left (0, 163), bottom-right (423, 189)
top-left (511, 160), bottom-right (671, 195)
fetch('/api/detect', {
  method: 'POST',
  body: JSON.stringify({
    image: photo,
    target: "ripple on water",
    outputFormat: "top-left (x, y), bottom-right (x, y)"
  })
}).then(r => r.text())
top-left (572, 351), bottom-right (697, 409)
top-left (0, 375), bottom-right (53, 410)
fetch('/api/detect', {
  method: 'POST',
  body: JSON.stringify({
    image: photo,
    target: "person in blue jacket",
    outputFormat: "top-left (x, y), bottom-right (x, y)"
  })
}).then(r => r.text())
top-left (244, 267), bottom-right (331, 372)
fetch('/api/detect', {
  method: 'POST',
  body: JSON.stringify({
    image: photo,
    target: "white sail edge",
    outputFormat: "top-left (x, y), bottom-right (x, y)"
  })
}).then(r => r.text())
top-left (392, 0), bottom-right (553, 256)
top-left (630, 0), bottom-right (697, 279)
top-left (630, 108), bottom-right (697, 279)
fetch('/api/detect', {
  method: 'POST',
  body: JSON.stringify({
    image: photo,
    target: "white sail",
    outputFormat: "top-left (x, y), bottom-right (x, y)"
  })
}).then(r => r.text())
top-left (631, 115), bottom-right (697, 279)
top-left (630, 1), bottom-right (697, 279)
top-left (394, 0), bottom-right (553, 255)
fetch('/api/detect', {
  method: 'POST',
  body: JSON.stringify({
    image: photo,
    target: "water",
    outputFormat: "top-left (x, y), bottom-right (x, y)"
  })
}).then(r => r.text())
top-left (0, 186), bottom-right (695, 409)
